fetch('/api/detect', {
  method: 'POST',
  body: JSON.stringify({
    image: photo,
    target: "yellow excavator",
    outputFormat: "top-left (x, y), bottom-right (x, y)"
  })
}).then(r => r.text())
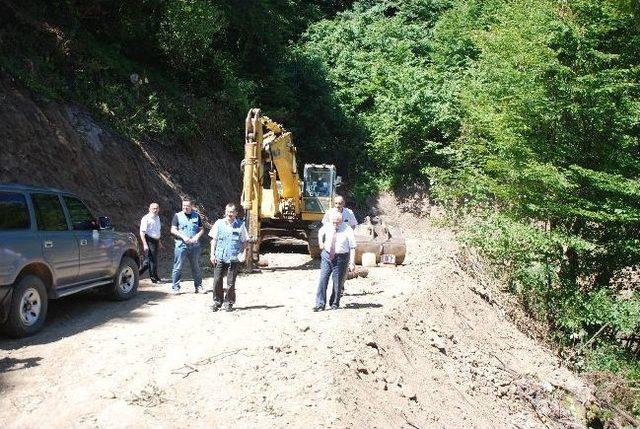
top-left (240, 108), bottom-right (406, 270)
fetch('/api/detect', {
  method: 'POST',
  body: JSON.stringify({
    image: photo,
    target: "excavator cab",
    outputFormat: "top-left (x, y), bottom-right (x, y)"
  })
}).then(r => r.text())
top-left (301, 164), bottom-right (338, 220)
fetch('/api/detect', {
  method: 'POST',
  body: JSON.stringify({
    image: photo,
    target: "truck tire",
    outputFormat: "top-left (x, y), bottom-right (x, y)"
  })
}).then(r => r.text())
top-left (108, 257), bottom-right (139, 301)
top-left (2, 275), bottom-right (48, 338)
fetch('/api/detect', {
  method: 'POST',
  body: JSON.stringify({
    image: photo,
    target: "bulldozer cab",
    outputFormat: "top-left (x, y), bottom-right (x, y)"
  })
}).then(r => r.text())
top-left (301, 164), bottom-right (338, 220)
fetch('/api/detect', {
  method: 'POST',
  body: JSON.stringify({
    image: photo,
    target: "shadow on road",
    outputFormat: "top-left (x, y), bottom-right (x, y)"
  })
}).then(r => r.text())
top-left (343, 302), bottom-right (383, 310)
top-left (0, 355), bottom-right (44, 395)
top-left (260, 241), bottom-right (309, 255)
top-left (0, 356), bottom-right (43, 372)
top-left (0, 288), bottom-right (166, 350)
top-left (233, 305), bottom-right (284, 311)
top-left (343, 290), bottom-right (382, 297)
top-left (261, 258), bottom-right (320, 272)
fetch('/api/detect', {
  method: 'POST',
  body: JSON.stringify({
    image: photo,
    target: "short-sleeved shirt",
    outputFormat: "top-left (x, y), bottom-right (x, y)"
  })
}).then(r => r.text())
top-left (208, 218), bottom-right (249, 242)
top-left (140, 213), bottom-right (161, 239)
top-left (171, 211), bottom-right (202, 239)
top-left (318, 222), bottom-right (356, 255)
top-left (322, 207), bottom-right (358, 228)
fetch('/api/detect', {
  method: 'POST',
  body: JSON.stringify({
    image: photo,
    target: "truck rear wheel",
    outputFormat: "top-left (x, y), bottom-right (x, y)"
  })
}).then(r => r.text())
top-left (2, 275), bottom-right (48, 338)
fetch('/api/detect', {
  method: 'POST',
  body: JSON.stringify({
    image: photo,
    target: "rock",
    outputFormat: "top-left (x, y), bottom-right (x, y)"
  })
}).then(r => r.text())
top-left (299, 325), bottom-right (310, 333)
top-left (539, 380), bottom-right (554, 393)
top-left (431, 337), bottom-right (447, 355)
top-left (365, 340), bottom-right (379, 350)
top-left (100, 391), bottom-right (117, 399)
top-left (401, 384), bottom-right (417, 401)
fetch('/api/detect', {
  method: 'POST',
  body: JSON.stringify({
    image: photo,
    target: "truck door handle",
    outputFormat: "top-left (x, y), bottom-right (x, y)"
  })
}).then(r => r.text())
top-left (44, 241), bottom-right (54, 248)
top-left (79, 239), bottom-right (88, 246)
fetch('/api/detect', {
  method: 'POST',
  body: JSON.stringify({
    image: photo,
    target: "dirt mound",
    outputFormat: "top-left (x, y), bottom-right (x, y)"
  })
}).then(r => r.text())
top-left (335, 192), bottom-right (593, 428)
top-left (0, 76), bottom-right (240, 232)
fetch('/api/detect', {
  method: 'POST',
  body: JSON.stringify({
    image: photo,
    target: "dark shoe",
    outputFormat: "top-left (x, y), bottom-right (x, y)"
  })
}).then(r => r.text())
top-left (223, 302), bottom-right (234, 312)
top-left (211, 304), bottom-right (220, 312)
top-left (313, 306), bottom-right (324, 312)
top-left (330, 305), bottom-right (339, 310)
top-left (152, 277), bottom-right (163, 283)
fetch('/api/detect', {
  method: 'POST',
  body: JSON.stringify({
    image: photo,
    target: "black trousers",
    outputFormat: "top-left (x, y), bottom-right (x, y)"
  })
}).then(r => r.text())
top-left (213, 261), bottom-right (240, 305)
top-left (140, 235), bottom-right (160, 279)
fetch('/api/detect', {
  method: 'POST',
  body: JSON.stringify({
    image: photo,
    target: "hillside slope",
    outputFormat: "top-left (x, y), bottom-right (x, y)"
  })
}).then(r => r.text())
top-left (0, 76), bottom-right (241, 231)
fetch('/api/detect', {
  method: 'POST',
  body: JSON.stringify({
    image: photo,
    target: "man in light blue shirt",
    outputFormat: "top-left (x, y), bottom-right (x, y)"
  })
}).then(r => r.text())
top-left (314, 211), bottom-right (356, 311)
top-left (322, 195), bottom-right (357, 228)
top-left (209, 203), bottom-right (248, 312)
top-left (170, 200), bottom-right (204, 294)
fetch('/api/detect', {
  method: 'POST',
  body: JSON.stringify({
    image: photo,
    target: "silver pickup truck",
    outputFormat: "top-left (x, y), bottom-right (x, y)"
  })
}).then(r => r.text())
top-left (0, 183), bottom-right (140, 338)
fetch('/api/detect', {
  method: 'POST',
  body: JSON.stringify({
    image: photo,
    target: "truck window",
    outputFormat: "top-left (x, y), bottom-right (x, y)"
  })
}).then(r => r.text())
top-left (0, 192), bottom-right (30, 230)
top-left (63, 196), bottom-right (95, 230)
top-left (32, 194), bottom-right (68, 231)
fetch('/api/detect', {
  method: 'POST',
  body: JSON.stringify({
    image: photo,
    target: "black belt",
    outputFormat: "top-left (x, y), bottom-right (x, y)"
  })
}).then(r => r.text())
top-left (322, 250), bottom-right (348, 255)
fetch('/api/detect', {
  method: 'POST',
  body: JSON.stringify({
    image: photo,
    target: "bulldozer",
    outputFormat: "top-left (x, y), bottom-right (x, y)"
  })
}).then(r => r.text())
top-left (240, 108), bottom-right (406, 270)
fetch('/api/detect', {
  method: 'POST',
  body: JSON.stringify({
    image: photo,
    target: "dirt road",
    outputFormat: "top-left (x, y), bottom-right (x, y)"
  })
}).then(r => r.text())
top-left (0, 200), bottom-right (592, 428)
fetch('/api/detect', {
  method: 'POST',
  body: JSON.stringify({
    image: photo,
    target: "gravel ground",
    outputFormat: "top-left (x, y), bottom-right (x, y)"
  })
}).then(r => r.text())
top-left (0, 194), bottom-right (592, 428)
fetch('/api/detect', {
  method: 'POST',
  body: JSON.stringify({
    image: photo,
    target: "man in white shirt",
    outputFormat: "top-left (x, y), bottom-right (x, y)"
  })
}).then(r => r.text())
top-left (322, 195), bottom-right (357, 228)
top-left (140, 202), bottom-right (162, 283)
top-left (314, 211), bottom-right (356, 311)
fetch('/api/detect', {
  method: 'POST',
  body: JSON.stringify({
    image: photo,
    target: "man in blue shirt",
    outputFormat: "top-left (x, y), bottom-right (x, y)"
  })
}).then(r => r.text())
top-left (322, 195), bottom-right (358, 228)
top-left (170, 199), bottom-right (204, 294)
top-left (209, 203), bottom-right (248, 312)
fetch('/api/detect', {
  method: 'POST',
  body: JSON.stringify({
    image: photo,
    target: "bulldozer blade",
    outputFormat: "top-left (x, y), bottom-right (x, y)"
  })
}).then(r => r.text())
top-left (381, 237), bottom-right (406, 265)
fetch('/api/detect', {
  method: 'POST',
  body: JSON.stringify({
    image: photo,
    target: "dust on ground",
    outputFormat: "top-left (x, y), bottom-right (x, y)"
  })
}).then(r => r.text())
top-left (0, 195), bottom-right (593, 428)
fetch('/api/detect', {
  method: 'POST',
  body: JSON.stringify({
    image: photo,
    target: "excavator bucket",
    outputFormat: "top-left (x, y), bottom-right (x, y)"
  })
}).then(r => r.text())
top-left (353, 217), bottom-right (406, 266)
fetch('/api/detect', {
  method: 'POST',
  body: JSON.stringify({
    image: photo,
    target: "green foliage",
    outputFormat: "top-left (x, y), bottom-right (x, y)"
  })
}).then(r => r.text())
top-left (584, 342), bottom-right (640, 416)
top-left (0, 1), bottom-right (331, 150)
top-left (426, 2), bottom-right (640, 409)
top-left (158, 0), bottom-right (227, 72)
top-left (300, 0), bottom-right (455, 185)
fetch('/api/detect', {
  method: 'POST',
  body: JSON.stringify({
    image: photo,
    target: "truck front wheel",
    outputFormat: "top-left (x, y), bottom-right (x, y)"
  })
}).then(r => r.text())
top-left (108, 257), bottom-right (139, 301)
top-left (2, 275), bottom-right (48, 338)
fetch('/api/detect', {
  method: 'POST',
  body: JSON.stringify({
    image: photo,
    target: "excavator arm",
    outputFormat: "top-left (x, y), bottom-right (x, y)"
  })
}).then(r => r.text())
top-left (241, 108), bottom-right (305, 269)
